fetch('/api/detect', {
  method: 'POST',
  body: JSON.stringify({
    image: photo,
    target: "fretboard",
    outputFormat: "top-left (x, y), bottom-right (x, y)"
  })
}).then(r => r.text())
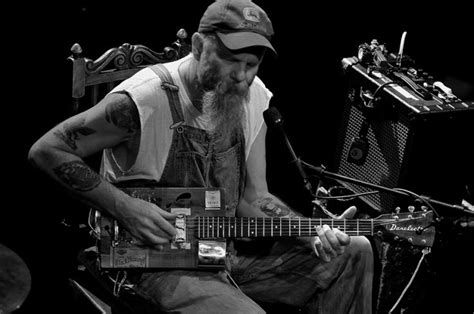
top-left (195, 217), bottom-right (376, 238)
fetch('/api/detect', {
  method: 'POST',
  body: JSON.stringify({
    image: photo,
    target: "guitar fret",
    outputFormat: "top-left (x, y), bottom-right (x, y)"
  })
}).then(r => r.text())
top-left (280, 218), bottom-right (282, 236)
top-left (357, 219), bottom-right (359, 235)
top-left (212, 217), bottom-right (214, 238)
top-left (271, 218), bottom-right (274, 237)
top-left (263, 218), bottom-right (265, 237)
top-left (247, 219), bottom-right (250, 236)
top-left (241, 217), bottom-right (243, 237)
top-left (298, 218), bottom-right (301, 236)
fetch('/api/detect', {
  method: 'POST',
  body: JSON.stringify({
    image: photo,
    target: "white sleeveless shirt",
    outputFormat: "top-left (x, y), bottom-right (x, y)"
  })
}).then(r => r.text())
top-left (100, 54), bottom-right (273, 184)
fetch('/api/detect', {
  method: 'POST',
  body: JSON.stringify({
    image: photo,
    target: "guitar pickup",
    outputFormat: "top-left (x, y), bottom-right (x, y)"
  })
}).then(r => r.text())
top-left (175, 214), bottom-right (186, 243)
top-left (171, 208), bottom-right (191, 249)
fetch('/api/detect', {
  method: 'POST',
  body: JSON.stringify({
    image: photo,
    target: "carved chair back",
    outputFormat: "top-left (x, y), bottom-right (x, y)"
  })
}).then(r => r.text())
top-left (69, 28), bottom-right (191, 114)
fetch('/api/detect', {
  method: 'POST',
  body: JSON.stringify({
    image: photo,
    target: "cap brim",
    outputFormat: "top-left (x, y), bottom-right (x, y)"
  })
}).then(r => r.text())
top-left (216, 32), bottom-right (276, 55)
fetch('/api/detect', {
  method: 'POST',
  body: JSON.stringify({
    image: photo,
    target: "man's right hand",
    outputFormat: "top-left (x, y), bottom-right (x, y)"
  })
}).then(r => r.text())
top-left (116, 196), bottom-right (177, 250)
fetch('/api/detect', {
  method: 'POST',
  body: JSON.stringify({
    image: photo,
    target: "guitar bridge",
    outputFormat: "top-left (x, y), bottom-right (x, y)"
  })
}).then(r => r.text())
top-left (171, 208), bottom-right (191, 250)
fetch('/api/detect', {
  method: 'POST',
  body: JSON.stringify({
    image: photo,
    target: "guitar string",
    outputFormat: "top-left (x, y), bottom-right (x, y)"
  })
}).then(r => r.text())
top-left (186, 219), bottom-right (386, 235)
top-left (183, 218), bottom-right (414, 226)
top-left (182, 217), bottom-right (428, 237)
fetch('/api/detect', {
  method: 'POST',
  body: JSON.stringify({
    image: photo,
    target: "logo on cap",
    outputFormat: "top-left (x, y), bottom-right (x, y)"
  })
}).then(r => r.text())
top-left (243, 7), bottom-right (260, 23)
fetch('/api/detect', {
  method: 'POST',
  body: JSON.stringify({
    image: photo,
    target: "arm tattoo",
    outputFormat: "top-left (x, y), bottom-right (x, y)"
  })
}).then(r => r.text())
top-left (254, 197), bottom-right (300, 218)
top-left (53, 118), bottom-right (96, 150)
top-left (53, 160), bottom-right (101, 191)
top-left (105, 97), bottom-right (139, 133)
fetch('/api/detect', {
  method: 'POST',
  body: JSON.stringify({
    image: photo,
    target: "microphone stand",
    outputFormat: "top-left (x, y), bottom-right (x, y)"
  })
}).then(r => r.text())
top-left (306, 164), bottom-right (473, 218)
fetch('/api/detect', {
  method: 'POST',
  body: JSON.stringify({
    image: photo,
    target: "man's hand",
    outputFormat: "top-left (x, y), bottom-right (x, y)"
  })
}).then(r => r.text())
top-left (116, 196), bottom-right (177, 250)
top-left (311, 206), bottom-right (356, 262)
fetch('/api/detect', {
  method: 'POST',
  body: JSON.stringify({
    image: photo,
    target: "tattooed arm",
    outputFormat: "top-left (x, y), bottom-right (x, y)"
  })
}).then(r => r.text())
top-left (237, 123), bottom-right (352, 262)
top-left (28, 93), bottom-right (176, 248)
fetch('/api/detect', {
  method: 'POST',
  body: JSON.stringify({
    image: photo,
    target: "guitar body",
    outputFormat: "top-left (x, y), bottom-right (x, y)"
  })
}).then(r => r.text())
top-left (97, 187), bottom-right (228, 269)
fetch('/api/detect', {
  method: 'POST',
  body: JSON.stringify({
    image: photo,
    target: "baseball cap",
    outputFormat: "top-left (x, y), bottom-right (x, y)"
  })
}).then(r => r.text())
top-left (198, 0), bottom-right (276, 54)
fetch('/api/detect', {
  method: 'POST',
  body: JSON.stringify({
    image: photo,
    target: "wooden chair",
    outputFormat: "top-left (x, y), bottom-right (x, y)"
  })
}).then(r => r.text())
top-left (65, 29), bottom-right (191, 314)
top-left (69, 28), bottom-right (191, 114)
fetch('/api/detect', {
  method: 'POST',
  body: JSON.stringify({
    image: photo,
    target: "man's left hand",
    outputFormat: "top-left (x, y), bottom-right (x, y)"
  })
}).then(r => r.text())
top-left (311, 206), bottom-right (356, 262)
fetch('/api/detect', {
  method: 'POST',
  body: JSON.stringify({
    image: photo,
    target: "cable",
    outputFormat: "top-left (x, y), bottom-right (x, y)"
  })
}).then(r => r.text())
top-left (315, 190), bottom-right (380, 200)
top-left (87, 208), bottom-right (101, 239)
top-left (388, 247), bottom-right (431, 313)
top-left (112, 270), bottom-right (128, 297)
top-left (365, 81), bottom-right (403, 109)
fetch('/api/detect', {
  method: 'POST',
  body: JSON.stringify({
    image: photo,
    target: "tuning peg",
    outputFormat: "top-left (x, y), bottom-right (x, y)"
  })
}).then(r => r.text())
top-left (408, 205), bottom-right (415, 213)
top-left (394, 206), bottom-right (401, 214)
top-left (421, 205), bottom-right (429, 212)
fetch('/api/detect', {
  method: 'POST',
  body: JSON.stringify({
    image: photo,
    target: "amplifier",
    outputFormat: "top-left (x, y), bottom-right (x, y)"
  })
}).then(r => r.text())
top-left (333, 41), bottom-right (474, 214)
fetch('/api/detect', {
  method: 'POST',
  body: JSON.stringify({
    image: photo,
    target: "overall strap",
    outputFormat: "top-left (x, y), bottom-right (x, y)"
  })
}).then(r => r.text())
top-left (148, 64), bottom-right (185, 128)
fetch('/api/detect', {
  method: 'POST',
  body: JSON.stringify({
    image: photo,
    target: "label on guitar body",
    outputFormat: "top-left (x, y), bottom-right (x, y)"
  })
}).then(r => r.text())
top-left (205, 190), bottom-right (221, 209)
top-left (113, 248), bottom-right (148, 268)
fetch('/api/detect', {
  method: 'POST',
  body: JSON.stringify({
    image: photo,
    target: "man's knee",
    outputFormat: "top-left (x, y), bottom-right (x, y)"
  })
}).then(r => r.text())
top-left (349, 236), bottom-right (373, 254)
top-left (346, 236), bottom-right (374, 270)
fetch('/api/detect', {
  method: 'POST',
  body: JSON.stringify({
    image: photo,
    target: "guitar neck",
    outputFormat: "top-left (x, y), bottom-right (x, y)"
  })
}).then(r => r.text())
top-left (195, 217), bottom-right (376, 238)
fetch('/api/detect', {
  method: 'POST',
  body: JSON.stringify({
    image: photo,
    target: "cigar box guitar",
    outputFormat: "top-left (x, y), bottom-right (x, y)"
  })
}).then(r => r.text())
top-left (92, 187), bottom-right (435, 269)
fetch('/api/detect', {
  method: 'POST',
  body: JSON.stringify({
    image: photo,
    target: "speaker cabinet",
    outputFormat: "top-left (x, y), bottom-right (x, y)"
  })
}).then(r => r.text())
top-left (333, 59), bottom-right (474, 215)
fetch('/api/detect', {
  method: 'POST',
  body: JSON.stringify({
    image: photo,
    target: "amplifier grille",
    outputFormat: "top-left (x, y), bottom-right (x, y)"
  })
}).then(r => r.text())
top-left (335, 100), bottom-right (412, 212)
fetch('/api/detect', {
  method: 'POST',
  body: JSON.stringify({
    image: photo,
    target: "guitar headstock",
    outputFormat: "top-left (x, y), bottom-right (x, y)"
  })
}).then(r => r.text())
top-left (374, 210), bottom-right (435, 247)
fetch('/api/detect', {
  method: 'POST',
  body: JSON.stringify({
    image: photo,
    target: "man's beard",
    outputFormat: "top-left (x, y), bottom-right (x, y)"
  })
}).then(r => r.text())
top-left (201, 77), bottom-right (249, 145)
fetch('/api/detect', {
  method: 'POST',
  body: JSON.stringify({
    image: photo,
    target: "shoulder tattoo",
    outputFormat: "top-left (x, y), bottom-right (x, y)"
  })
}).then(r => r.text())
top-left (105, 96), bottom-right (139, 133)
top-left (53, 160), bottom-right (101, 191)
top-left (53, 118), bottom-right (96, 150)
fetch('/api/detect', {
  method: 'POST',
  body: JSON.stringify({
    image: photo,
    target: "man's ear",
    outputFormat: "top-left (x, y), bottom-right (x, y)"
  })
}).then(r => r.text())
top-left (191, 32), bottom-right (204, 60)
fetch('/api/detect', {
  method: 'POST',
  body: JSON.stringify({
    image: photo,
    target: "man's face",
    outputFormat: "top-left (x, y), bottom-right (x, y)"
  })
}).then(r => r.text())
top-left (196, 36), bottom-right (264, 139)
top-left (199, 40), bottom-right (262, 96)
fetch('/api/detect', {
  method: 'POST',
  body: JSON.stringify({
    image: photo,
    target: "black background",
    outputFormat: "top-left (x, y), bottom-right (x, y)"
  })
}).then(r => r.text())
top-left (3, 1), bottom-right (473, 313)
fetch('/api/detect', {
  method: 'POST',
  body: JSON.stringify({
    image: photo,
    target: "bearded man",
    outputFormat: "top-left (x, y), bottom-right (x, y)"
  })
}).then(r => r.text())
top-left (28, 1), bottom-right (373, 313)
